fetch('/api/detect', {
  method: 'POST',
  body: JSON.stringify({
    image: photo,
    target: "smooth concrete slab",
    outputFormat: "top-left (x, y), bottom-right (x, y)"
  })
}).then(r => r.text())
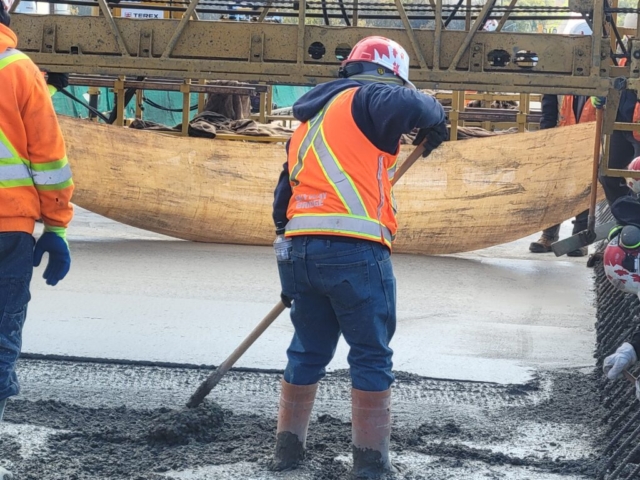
top-left (22, 208), bottom-right (595, 384)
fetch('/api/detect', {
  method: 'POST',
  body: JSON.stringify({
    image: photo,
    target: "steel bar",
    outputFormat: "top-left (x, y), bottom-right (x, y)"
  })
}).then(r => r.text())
top-left (448, 0), bottom-right (497, 71)
top-left (257, 0), bottom-right (272, 21)
top-left (95, 0), bottom-right (130, 56)
top-left (68, 77), bottom-right (266, 95)
top-left (496, 0), bottom-right (518, 32)
top-left (161, 0), bottom-right (202, 58)
top-left (607, 436), bottom-right (640, 480)
top-left (296, 0), bottom-right (307, 64)
top-left (433, 0), bottom-right (443, 70)
top-left (394, 0), bottom-right (428, 70)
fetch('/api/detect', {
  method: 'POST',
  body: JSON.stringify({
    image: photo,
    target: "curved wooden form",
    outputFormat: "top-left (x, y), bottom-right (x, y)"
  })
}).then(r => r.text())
top-left (60, 116), bottom-right (599, 255)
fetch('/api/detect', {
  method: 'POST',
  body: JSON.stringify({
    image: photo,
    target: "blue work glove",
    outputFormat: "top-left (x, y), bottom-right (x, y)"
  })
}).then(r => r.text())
top-left (412, 121), bottom-right (449, 157)
top-left (591, 96), bottom-right (606, 109)
top-left (33, 230), bottom-right (71, 286)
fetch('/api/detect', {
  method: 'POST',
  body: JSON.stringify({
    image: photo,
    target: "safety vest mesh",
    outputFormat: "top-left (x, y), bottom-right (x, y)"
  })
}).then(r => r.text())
top-left (285, 88), bottom-right (399, 248)
top-left (558, 95), bottom-right (597, 127)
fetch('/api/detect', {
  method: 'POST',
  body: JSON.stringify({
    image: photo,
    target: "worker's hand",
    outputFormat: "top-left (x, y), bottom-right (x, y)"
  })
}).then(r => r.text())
top-left (281, 293), bottom-right (293, 308)
top-left (413, 121), bottom-right (449, 158)
top-left (33, 231), bottom-right (71, 286)
top-left (603, 342), bottom-right (638, 380)
top-left (591, 96), bottom-right (606, 110)
top-left (46, 72), bottom-right (69, 92)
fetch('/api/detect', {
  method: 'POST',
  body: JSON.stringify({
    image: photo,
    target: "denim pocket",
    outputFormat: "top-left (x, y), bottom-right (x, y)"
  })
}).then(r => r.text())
top-left (0, 279), bottom-right (31, 316)
top-left (318, 260), bottom-right (372, 312)
top-left (0, 307), bottom-right (27, 355)
top-left (277, 259), bottom-right (296, 298)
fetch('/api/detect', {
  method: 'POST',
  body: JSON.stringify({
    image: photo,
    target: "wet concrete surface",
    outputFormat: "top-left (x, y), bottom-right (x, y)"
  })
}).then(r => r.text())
top-left (0, 209), bottom-right (605, 479)
top-left (23, 208), bottom-right (595, 384)
top-left (1, 359), bottom-right (602, 479)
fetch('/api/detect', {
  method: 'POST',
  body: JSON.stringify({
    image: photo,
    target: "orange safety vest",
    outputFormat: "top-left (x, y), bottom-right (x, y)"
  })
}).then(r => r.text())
top-left (558, 95), bottom-right (597, 126)
top-left (285, 88), bottom-right (398, 249)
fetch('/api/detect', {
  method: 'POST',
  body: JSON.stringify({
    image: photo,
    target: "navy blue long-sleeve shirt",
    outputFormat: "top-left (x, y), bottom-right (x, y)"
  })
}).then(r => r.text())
top-left (272, 79), bottom-right (446, 228)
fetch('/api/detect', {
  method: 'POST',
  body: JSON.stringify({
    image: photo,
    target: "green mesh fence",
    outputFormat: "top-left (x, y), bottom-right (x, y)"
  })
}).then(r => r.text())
top-left (53, 85), bottom-right (311, 123)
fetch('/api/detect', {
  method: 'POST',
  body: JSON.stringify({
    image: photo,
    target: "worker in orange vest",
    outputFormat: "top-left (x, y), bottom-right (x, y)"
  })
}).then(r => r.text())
top-left (597, 14), bottom-right (640, 204)
top-left (270, 36), bottom-right (446, 477)
top-left (528, 94), bottom-right (595, 256)
top-left (0, 5), bottom-right (73, 478)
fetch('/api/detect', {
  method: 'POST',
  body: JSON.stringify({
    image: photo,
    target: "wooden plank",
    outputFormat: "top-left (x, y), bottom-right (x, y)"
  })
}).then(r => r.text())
top-left (60, 116), bottom-right (602, 255)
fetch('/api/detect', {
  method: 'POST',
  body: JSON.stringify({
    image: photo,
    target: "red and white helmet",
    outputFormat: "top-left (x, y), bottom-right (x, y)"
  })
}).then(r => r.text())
top-left (342, 36), bottom-right (413, 88)
top-left (626, 157), bottom-right (640, 194)
top-left (604, 225), bottom-right (640, 298)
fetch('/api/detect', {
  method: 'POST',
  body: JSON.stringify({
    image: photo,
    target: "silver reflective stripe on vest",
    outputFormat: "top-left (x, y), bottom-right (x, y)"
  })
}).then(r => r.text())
top-left (287, 215), bottom-right (392, 244)
top-left (291, 92), bottom-right (348, 185)
top-left (290, 112), bottom-right (324, 184)
top-left (387, 164), bottom-right (396, 180)
top-left (0, 48), bottom-right (20, 62)
top-left (0, 163), bottom-right (30, 181)
top-left (0, 142), bottom-right (12, 159)
top-left (32, 164), bottom-right (72, 185)
top-left (312, 129), bottom-right (367, 217)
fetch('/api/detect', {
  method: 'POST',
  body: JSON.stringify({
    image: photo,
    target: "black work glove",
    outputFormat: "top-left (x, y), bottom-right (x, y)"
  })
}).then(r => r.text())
top-left (281, 293), bottom-right (293, 308)
top-left (46, 72), bottom-right (69, 92)
top-left (412, 121), bottom-right (449, 157)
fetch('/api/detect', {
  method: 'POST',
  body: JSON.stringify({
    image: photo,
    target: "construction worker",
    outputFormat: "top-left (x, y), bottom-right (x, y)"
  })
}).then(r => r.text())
top-left (270, 36), bottom-right (446, 477)
top-left (598, 13), bottom-right (640, 205)
top-left (528, 93), bottom-right (594, 256)
top-left (601, 191), bottom-right (640, 400)
top-left (0, 4), bottom-right (73, 479)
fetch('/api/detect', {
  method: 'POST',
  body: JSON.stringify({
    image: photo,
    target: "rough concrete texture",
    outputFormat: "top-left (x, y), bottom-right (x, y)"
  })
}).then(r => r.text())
top-left (593, 239), bottom-right (640, 480)
top-left (0, 208), bottom-right (609, 479)
top-left (1, 360), bottom-right (603, 479)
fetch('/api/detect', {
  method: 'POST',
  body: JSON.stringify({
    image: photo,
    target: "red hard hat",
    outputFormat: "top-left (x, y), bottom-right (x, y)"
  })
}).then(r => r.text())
top-left (604, 233), bottom-right (640, 298)
top-left (343, 36), bottom-right (413, 87)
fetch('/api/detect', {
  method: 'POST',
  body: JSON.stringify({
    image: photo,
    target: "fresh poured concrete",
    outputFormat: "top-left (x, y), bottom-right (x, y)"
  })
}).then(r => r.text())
top-left (22, 208), bottom-right (595, 384)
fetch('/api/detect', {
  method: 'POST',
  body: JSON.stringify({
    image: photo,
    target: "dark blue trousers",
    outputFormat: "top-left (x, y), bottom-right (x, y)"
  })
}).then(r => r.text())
top-left (0, 232), bottom-right (33, 401)
top-left (278, 236), bottom-right (396, 392)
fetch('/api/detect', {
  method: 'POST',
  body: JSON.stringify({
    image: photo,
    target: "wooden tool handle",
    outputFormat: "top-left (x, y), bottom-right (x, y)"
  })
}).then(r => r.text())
top-left (187, 140), bottom-right (429, 408)
top-left (187, 301), bottom-right (286, 408)
top-left (588, 108), bottom-right (604, 232)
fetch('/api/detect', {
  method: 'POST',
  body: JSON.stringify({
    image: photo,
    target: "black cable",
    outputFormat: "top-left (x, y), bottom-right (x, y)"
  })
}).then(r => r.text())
top-left (337, 0), bottom-right (351, 26)
top-left (444, 0), bottom-right (464, 27)
top-left (321, 0), bottom-right (329, 25)
top-left (58, 88), bottom-right (111, 122)
top-left (144, 97), bottom-right (198, 112)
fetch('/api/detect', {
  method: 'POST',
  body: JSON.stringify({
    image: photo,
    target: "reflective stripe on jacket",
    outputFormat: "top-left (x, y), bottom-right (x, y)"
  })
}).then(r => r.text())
top-left (285, 88), bottom-right (399, 249)
top-left (558, 95), bottom-right (597, 126)
top-left (0, 23), bottom-right (73, 235)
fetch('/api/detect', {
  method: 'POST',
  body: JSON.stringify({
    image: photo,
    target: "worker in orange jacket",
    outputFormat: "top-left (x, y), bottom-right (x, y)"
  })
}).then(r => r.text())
top-left (0, 5), bottom-right (73, 478)
top-left (528, 94), bottom-right (595, 256)
top-left (271, 36), bottom-right (446, 477)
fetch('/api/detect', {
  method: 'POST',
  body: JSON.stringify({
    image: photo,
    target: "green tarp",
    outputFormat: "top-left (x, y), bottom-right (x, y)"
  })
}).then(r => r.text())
top-left (52, 85), bottom-right (311, 124)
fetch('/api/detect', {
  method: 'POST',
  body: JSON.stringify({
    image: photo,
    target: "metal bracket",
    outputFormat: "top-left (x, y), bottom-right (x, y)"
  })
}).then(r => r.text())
top-left (41, 24), bottom-right (56, 54)
top-left (630, 39), bottom-right (640, 78)
top-left (470, 43), bottom-right (484, 72)
top-left (573, 47), bottom-right (589, 76)
top-left (137, 31), bottom-right (153, 58)
top-left (250, 34), bottom-right (265, 62)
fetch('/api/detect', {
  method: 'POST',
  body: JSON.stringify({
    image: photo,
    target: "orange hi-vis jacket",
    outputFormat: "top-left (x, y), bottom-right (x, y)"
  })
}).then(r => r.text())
top-left (0, 24), bottom-right (73, 237)
top-left (558, 95), bottom-right (597, 126)
top-left (285, 88), bottom-right (398, 249)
